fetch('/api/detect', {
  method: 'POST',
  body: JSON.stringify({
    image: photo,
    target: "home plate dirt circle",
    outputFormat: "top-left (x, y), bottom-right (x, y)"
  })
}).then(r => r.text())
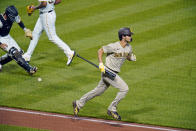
top-left (0, 107), bottom-right (192, 131)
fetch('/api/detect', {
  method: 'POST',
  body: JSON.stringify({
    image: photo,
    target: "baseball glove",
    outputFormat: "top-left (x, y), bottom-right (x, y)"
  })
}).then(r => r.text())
top-left (26, 5), bottom-right (34, 16)
top-left (25, 29), bottom-right (33, 40)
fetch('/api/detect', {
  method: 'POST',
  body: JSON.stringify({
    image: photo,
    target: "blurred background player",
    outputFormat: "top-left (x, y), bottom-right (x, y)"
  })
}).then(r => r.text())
top-left (23, 0), bottom-right (75, 66)
top-left (0, 5), bottom-right (37, 75)
top-left (73, 27), bottom-right (136, 120)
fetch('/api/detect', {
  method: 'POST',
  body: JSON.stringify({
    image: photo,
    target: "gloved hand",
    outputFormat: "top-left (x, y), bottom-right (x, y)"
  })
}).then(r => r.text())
top-left (26, 5), bottom-right (34, 16)
top-left (131, 53), bottom-right (136, 61)
top-left (99, 63), bottom-right (105, 73)
top-left (25, 29), bottom-right (33, 40)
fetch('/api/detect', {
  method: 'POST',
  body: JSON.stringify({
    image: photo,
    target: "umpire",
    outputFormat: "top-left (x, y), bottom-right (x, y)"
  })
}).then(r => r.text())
top-left (73, 27), bottom-right (136, 120)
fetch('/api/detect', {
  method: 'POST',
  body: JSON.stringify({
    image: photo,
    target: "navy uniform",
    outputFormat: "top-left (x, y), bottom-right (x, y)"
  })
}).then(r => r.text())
top-left (0, 5), bottom-right (37, 74)
top-left (73, 27), bottom-right (136, 120)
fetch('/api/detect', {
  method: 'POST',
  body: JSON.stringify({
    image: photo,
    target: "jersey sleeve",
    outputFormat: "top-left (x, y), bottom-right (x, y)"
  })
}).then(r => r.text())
top-left (102, 43), bottom-right (115, 53)
top-left (128, 45), bottom-right (133, 55)
top-left (15, 15), bottom-right (21, 23)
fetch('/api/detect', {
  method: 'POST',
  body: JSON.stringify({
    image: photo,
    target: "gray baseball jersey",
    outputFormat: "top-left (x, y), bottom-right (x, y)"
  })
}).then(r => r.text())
top-left (102, 41), bottom-right (132, 72)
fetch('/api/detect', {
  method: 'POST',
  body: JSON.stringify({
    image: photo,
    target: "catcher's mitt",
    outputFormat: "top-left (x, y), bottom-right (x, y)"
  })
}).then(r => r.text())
top-left (25, 29), bottom-right (33, 40)
top-left (27, 5), bottom-right (34, 16)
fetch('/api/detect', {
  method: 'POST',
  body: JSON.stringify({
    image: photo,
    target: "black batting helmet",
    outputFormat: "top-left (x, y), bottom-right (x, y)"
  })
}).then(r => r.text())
top-left (118, 27), bottom-right (133, 40)
top-left (5, 5), bottom-right (18, 22)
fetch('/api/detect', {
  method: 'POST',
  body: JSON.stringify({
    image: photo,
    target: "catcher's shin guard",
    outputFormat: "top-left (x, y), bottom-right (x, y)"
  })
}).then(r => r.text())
top-left (0, 54), bottom-right (12, 65)
top-left (8, 47), bottom-right (36, 74)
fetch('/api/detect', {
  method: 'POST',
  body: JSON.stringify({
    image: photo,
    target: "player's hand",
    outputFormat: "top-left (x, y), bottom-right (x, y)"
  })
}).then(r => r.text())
top-left (27, 5), bottom-right (34, 16)
top-left (0, 43), bottom-right (8, 50)
top-left (25, 29), bottom-right (33, 40)
top-left (130, 53), bottom-right (136, 61)
top-left (99, 63), bottom-right (105, 73)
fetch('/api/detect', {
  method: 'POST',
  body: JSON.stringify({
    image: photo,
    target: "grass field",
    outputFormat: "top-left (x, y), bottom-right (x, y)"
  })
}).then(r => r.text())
top-left (0, 0), bottom-right (196, 130)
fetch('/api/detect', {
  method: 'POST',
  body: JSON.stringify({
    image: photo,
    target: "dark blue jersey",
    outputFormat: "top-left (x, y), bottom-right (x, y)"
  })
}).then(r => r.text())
top-left (0, 14), bottom-right (13, 37)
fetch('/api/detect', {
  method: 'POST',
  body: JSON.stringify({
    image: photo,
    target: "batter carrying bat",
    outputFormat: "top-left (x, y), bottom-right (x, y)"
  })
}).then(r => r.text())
top-left (77, 54), bottom-right (116, 80)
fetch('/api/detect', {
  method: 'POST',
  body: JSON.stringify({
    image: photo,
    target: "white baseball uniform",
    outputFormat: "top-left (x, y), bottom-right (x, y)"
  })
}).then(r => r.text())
top-left (23, 0), bottom-right (74, 62)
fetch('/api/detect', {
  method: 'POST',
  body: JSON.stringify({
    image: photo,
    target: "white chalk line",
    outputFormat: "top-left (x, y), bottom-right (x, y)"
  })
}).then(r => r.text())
top-left (0, 107), bottom-right (182, 131)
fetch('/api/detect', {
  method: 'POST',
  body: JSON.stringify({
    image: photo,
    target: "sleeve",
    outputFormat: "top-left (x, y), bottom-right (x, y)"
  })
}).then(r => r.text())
top-left (15, 15), bottom-right (21, 23)
top-left (128, 45), bottom-right (133, 55)
top-left (102, 43), bottom-right (115, 53)
top-left (0, 21), bottom-right (3, 28)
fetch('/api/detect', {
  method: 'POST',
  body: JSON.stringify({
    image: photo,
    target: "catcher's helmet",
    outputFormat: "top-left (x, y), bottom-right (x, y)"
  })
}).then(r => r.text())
top-left (5, 5), bottom-right (18, 22)
top-left (118, 27), bottom-right (133, 40)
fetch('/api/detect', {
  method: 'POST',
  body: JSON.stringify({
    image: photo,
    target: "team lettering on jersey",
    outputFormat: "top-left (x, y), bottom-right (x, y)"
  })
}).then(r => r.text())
top-left (114, 52), bottom-right (129, 57)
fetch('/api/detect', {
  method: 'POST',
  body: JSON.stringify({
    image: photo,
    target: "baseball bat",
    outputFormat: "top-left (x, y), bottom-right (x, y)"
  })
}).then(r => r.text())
top-left (76, 54), bottom-right (116, 80)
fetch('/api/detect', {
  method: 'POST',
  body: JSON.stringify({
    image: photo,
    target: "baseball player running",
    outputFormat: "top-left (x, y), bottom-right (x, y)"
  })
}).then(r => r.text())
top-left (73, 27), bottom-right (136, 120)
top-left (0, 5), bottom-right (37, 75)
top-left (23, 0), bottom-right (75, 65)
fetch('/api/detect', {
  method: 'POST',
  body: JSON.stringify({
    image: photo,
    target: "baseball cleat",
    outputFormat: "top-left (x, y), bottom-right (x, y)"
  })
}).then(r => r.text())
top-left (29, 66), bottom-right (38, 75)
top-left (23, 53), bottom-right (31, 62)
top-left (67, 51), bottom-right (76, 66)
top-left (72, 100), bottom-right (79, 117)
top-left (107, 110), bottom-right (121, 120)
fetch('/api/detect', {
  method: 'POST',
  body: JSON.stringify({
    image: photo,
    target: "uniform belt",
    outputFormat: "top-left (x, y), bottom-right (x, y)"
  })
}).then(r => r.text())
top-left (106, 66), bottom-right (119, 74)
top-left (40, 10), bottom-right (53, 14)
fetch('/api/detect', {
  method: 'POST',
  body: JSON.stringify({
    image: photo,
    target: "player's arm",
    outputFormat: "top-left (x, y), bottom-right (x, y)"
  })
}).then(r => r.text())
top-left (98, 48), bottom-right (105, 73)
top-left (98, 48), bottom-right (104, 63)
top-left (15, 15), bottom-right (33, 40)
top-left (33, 1), bottom-right (47, 11)
top-left (55, 0), bottom-right (61, 5)
top-left (127, 53), bottom-right (136, 61)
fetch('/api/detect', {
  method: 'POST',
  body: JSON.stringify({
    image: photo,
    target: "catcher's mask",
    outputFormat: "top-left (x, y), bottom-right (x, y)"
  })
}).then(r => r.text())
top-left (5, 5), bottom-right (18, 22)
top-left (118, 27), bottom-right (134, 41)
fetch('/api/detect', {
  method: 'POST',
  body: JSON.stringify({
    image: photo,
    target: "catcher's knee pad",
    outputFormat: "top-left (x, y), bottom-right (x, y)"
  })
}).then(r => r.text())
top-left (8, 47), bottom-right (22, 58)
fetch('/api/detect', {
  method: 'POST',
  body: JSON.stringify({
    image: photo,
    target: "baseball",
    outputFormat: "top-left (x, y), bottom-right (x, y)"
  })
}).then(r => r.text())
top-left (37, 77), bottom-right (42, 82)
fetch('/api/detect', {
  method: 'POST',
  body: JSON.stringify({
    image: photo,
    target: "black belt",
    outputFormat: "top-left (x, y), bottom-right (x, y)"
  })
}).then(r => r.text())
top-left (106, 66), bottom-right (119, 74)
top-left (40, 10), bottom-right (53, 14)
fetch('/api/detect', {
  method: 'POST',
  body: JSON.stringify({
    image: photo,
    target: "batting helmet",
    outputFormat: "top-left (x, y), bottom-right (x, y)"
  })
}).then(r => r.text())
top-left (5, 5), bottom-right (18, 22)
top-left (118, 27), bottom-right (133, 40)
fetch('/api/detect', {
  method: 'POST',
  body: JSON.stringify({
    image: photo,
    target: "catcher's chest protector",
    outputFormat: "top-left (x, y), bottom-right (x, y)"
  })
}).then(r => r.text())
top-left (0, 15), bottom-right (13, 37)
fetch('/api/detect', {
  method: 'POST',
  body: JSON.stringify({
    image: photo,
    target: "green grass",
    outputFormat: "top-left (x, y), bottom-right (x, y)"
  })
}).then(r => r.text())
top-left (0, 0), bottom-right (196, 130)
top-left (0, 124), bottom-right (49, 131)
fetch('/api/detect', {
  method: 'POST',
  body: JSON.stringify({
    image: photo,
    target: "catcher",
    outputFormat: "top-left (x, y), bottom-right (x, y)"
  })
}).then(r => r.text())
top-left (0, 5), bottom-right (37, 75)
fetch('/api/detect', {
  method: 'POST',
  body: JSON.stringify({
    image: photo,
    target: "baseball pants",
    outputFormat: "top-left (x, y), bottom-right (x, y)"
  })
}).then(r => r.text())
top-left (76, 71), bottom-right (129, 112)
top-left (0, 35), bottom-right (21, 52)
top-left (25, 11), bottom-right (72, 57)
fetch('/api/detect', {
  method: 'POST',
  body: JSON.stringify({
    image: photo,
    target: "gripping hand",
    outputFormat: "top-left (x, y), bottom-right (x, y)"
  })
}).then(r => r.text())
top-left (27, 5), bottom-right (34, 16)
top-left (25, 29), bottom-right (33, 40)
top-left (130, 53), bottom-right (136, 61)
top-left (99, 63), bottom-right (105, 73)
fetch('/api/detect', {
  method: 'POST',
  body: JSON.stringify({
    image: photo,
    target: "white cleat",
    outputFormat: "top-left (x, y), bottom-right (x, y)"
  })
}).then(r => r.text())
top-left (23, 53), bottom-right (31, 62)
top-left (67, 51), bottom-right (76, 66)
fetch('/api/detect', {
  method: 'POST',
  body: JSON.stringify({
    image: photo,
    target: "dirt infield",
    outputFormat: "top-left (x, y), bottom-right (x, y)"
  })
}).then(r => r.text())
top-left (0, 107), bottom-right (192, 131)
